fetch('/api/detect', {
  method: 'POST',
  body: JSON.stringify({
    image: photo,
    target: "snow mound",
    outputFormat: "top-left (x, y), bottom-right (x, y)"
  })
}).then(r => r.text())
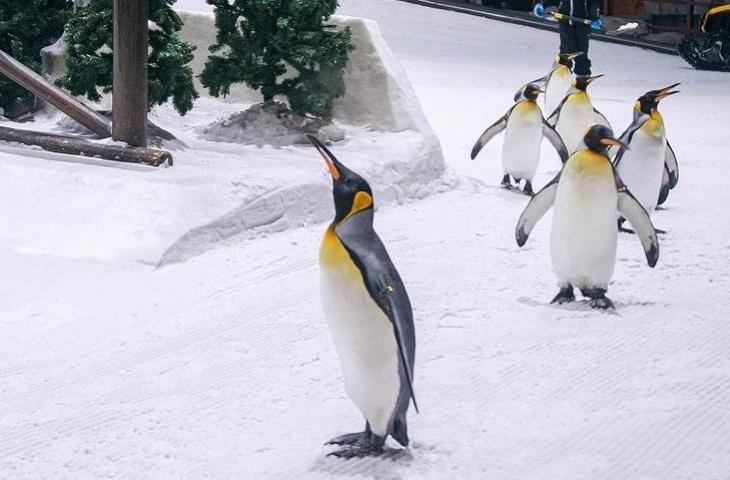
top-left (197, 102), bottom-right (345, 147)
top-left (1, 13), bottom-right (445, 266)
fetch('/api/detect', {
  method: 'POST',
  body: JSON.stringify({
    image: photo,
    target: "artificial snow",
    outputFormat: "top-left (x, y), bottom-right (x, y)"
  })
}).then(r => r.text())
top-left (2, 0), bottom-right (730, 478)
top-left (7, 11), bottom-right (445, 265)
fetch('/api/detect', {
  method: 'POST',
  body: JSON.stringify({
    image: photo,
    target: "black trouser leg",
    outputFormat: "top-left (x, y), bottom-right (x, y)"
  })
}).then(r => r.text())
top-left (558, 23), bottom-right (592, 75)
top-left (558, 22), bottom-right (575, 55)
top-left (573, 24), bottom-right (592, 75)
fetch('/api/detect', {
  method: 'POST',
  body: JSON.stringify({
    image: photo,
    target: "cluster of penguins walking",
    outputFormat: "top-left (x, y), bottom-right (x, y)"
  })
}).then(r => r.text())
top-left (304, 52), bottom-right (680, 459)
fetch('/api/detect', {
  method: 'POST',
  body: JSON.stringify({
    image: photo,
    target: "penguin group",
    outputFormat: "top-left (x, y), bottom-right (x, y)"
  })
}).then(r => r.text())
top-left (471, 51), bottom-right (679, 308)
top-left (304, 51), bottom-right (679, 458)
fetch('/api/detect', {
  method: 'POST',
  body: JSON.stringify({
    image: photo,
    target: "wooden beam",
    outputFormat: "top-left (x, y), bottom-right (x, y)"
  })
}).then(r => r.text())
top-left (0, 126), bottom-right (172, 167)
top-left (0, 49), bottom-right (112, 137)
top-left (113, 0), bottom-right (149, 147)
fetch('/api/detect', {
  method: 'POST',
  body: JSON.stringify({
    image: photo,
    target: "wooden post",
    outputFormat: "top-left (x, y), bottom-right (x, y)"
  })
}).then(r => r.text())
top-left (113, 0), bottom-right (148, 147)
top-left (0, 49), bottom-right (112, 137)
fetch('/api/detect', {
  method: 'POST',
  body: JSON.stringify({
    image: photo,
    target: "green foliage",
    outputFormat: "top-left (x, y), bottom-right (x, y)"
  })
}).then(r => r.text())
top-left (201, 0), bottom-right (353, 118)
top-left (58, 0), bottom-right (198, 115)
top-left (0, 0), bottom-right (73, 117)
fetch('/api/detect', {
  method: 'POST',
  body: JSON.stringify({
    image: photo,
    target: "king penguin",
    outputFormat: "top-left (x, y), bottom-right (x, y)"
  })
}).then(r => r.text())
top-left (530, 52), bottom-right (584, 118)
top-left (471, 83), bottom-right (569, 195)
top-left (548, 75), bottom-right (612, 153)
top-left (614, 84), bottom-right (680, 231)
top-left (308, 135), bottom-right (418, 458)
top-left (515, 125), bottom-right (660, 309)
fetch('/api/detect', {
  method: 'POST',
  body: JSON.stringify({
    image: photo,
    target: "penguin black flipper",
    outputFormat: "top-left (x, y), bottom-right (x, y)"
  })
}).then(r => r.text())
top-left (546, 95), bottom-right (568, 127)
top-left (613, 112), bottom-right (651, 167)
top-left (657, 160), bottom-right (676, 206)
top-left (657, 165), bottom-right (671, 206)
top-left (614, 173), bottom-right (660, 267)
top-left (665, 140), bottom-right (679, 188)
top-left (541, 118), bottom-right (569, 163)
top-left (334, 212), bottom-right (418, 423)
top-left (471, 109), bottom-right (512, 160)
top-left (528, 69), bottom-right (554, 89)
top-left (593, 107), bottom-right (612, 129)
top-left (515, 172), bottom-right (561, 246)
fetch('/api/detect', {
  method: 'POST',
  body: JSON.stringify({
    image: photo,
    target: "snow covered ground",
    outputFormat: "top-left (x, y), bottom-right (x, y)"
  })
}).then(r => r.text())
top-left (2, 1), bottom-right (730, 478)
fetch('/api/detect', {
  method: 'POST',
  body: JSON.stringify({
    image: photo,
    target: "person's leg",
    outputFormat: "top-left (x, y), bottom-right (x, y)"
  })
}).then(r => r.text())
top-left (573, 24), bottom-right (592, 75)
top-left (558, 22), bottom-right (575, 55)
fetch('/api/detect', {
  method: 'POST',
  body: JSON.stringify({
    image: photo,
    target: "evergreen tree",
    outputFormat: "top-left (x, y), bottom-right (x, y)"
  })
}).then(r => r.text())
top-left (0, 0), bottom-right (73, 117)
top-left (201, 0), bottom-right (353, 118)
top-left (58, 0), bottom-right (198, 115)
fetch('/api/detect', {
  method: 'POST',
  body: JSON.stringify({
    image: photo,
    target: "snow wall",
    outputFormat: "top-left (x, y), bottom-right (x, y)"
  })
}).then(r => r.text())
top-left (177, 12), bottom-right (436, 134)
top-left (7, 13), bottom-right (445, 266)
top-left (156, 13), bottom-right (446, 265)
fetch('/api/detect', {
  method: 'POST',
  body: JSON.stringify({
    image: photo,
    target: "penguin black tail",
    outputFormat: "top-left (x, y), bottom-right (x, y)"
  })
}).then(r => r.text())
top-left (390, 415), bottom-right (409, 447)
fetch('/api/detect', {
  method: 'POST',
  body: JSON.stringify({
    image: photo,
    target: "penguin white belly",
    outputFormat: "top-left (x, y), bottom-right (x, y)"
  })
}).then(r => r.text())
top-left (616, 130), bottom-right (666, 213)
top-left (557, 97), bottom-right (595, 153)
top-left (551, 154), bottom-right (618, 290)
top-left (319, 255), bottom-right (400, 438)
top-left (545, 68), bottom-right (572, 116)
top-left (502, 102), bottom-right (543, 181)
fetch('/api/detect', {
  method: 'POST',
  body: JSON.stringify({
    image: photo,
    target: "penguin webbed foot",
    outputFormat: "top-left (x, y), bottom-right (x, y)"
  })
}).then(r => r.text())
top-left (327, 432), bottom-right (386, 459)
top-left (501, 174), bottom-right (513, 189)
top-left (582, 288), bottom-right (615, 310)
top-left (326, 431), bottom-right (370, 446)
top-left (618, 218), bottom-right (635, 234)
top-left (522, 180), bottom-right (535, 197)
top-left (551, 285), bottom-right (575, 304)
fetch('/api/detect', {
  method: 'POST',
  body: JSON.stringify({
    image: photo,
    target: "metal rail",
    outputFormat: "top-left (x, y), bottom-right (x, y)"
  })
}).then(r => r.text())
top-left (396, 0), bottom-right (678, 55)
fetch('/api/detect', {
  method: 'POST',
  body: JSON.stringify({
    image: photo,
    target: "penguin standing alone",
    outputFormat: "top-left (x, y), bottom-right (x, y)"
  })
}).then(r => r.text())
top-left (531, 52), bottom-right (584, 117)
top-left (471, 84), bottom-right (569, 195)
top-left (516, 125), bottom-right (660, 309)
top-left (613, 84), bottom-right (680, 230)
top-left (309, 135), bottom-right (418, 458)
top-left (548, 74), bottom-right (611, 153)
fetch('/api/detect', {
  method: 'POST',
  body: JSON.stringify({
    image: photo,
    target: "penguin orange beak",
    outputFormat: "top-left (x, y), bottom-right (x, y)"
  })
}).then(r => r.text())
top-left (656, 90), bottom-right (679, 101)
top-left (586, 74), bottom-right (604, 84)
top-left (567, 52), bottom-right (585, 60)
top-left (307, 134), bottom-right (340, 180)
top-left (659, 82), bottom-right (681, 92)
top-left (600, 137), bottom-right (629, 149)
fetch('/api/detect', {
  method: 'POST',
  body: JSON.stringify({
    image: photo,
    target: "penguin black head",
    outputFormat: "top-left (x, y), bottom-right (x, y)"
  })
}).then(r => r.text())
top-left (574, 74), bottom-right (603, 92)
top-left (556, 51), bottom-right (584, 69)
top-left (514, 83), bottom-right (544, 102)
top-left (635, 83), bottom-right (680, 114)
top-left (308, 135), bottom-right (374, 225)
top-left (583, 125), bottom-right (628, 153)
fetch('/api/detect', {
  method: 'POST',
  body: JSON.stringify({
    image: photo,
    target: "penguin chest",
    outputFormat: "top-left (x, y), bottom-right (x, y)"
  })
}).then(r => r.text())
top-left (557, 93), bottom-right (594, 153)
top-left (502, 102), bottom-right (543, 179)
top-left (319, 229), bottom-right (400, 436)
top-left (616, 118), bottom-right (666, 213)
top-left (551, 152), bottom-right (618, 289)
top-left (546, 67), bottom-right (571, 115)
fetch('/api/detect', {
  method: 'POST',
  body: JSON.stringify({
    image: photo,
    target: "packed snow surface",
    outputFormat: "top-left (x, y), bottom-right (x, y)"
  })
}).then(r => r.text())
top-left (2, 0), bottom-right (730, 479)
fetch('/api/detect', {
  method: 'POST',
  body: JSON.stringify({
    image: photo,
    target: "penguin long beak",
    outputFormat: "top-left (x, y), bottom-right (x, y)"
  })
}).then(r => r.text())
top-left (656, 90), bottom-right (680, 100)
top-left (600, 136), bottom-right (629, 150)
top-left (307, 134), bottom-right (341, 180)
top-left (567, 52), bottom-right (585, 60)
top-left (586, 74), bottom-right (604, 84)
top-left (659, 82), bottom-right (681, 92)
